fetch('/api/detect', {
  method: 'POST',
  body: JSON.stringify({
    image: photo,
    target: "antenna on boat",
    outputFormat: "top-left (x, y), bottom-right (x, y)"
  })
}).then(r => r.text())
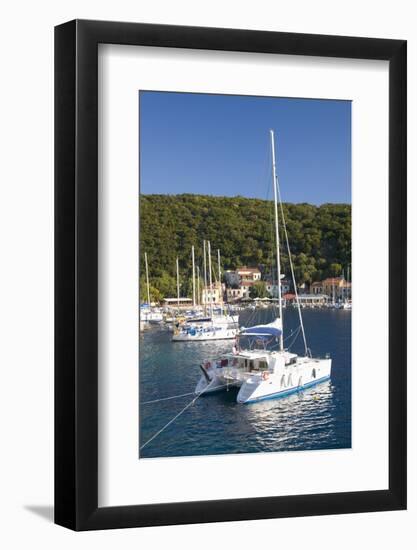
top-left (144, 252), bottom-right (151, 307)
top-left (270, 130), bottom-right (284, 351)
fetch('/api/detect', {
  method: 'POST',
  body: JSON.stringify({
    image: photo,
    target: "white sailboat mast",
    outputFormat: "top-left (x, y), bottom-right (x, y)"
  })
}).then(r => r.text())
top-left (217, 248), bottom-right (222, 312)
top-left (197, 265), bottom-right (200, 306)
top-left (203, 240), bottom-right (207, 313)
top-left (208, 240), bottom-right (213, 316)
top-left (270, 130), bottom-right (284, 351)
top-left (176, 257), bottom-right (180, 310)
top-left (271, 130), bottom-right (309, 356)
top-left (192, 245), bottom-right (196, 307)
top-left (144, 252), bottom-right (151, 306)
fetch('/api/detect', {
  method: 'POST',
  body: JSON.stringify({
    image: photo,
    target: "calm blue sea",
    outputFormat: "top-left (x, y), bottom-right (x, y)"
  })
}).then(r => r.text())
top-left (139, 308), bottom-right (351, 458)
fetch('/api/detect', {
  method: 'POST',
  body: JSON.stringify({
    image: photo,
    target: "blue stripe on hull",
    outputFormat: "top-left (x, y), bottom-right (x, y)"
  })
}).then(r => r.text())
top-left (242, 375), bottom-right (331, 404)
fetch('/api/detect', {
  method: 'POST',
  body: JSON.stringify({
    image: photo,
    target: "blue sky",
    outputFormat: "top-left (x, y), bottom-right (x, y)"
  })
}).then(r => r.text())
top-left (139, 91), bottom-right (351, 205)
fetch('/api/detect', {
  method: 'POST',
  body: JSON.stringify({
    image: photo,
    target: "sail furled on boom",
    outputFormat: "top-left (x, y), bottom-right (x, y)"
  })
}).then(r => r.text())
top-left (240, 318), bottom-right (283, 338)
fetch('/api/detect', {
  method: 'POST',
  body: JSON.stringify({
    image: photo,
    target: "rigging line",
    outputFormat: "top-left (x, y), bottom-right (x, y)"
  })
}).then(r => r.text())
top-left (141, 391), bottom-right (196, 405)
top-left (285, 326), bottom-right (302, 350)
top-left (283, 325), bottom-right (301, 344)
top-left (139, 383), bottom-right (233, 451)
top-left (275, 175), bottom-right (309, 356)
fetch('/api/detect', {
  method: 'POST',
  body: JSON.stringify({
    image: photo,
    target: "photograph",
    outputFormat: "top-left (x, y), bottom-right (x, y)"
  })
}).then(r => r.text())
top-left (139, 91), bottom-right (352, 459)
top-left (0, 0), bottom-right (408, 541)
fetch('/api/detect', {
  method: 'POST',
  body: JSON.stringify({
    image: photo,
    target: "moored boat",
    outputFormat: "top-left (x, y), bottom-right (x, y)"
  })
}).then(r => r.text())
top-left (195, 129), bottom-right (332, 403)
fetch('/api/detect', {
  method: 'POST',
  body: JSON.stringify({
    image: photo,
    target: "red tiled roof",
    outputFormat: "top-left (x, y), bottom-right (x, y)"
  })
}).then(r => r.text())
top-left (322, 277), bottom-right (343, 285)
top-left (236, 266), bottom-right (261, 273)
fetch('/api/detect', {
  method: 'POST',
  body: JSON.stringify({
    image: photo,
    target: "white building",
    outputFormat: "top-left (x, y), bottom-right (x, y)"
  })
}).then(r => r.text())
top-left (201, 282), bottom-right (223, 304)
top-left (226, 287), bottom-right (247, 302)
top-left (265, 277), bottom-right (291, 298)
top-left (236, 266), bottom-right (261, 282)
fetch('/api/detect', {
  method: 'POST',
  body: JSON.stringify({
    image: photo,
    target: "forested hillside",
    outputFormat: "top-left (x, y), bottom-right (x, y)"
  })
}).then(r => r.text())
top-left (140, 194), bottom-right (351, 301)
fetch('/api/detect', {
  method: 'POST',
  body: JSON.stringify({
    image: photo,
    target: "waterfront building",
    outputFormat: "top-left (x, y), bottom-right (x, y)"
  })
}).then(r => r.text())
top-left (311, 281), bottom-right (324, 295)
top-left (296, 293), bottom-right (328, 307)
top-left (321, 277), bottom-right (352, 301)
top-left (226, 286), bottom-right (247, 302)
top-left (236, 266), bottom-right (261, 282)
top-left (265, 277), bottom-right (291, 298)
top-left (201, 282), bottom-right (223, 304)
top-left (163, 297), bottom-right (193, 308)
top-left (224, 266), bottom-right (262, 302)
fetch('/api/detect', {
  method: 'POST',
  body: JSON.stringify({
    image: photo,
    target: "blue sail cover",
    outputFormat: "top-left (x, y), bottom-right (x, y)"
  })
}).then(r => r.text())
top-left (240, 323), bottom-right (282, 338)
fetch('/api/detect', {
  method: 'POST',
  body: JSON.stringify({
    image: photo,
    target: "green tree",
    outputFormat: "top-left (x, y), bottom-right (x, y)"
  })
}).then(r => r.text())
top-left (329, 263), bottom-right (343, 277)
top-left (139, 194), bottom-right (351, 289)
top-left (139, 276), bottom-right (163, 303)
top-left (249, 281), bottom-right (268, 299)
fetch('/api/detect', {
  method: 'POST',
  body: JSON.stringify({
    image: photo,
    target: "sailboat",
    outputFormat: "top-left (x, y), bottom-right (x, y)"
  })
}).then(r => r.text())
top-left (194, 130), bottom-right (332, 403)
top-left (172, 242), bottom-right (239, 341)
top-left (140, 252), bottom-right (163, 323)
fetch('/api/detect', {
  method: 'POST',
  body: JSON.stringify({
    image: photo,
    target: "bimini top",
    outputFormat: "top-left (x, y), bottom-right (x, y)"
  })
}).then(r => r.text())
top-left (240, 318), bottom-right (282, 338)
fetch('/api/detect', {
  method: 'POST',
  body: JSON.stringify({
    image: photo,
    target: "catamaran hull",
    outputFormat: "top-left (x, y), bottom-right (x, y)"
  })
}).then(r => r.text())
top-left (195, 358), bottom-right (332, 403)
top-left (237, 373), bottom-right (331, 403)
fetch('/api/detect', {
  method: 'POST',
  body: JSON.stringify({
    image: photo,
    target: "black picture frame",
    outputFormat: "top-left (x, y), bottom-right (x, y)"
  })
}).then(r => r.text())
top-left (55, 19), bottom-right (407, 531)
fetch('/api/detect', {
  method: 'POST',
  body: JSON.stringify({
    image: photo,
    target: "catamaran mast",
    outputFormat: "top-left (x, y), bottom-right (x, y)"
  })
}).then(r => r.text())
top-left (270, 130), bottom-right (284, 351)
top-left (272, 130), bottom-right (309, 356)
top-left (192, 245), bottom-right (196, 307)
top-left (144, 252), bottom-right (151, 307)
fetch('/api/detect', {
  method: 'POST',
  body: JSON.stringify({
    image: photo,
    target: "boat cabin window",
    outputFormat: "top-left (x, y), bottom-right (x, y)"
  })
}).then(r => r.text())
top-left (285, 357), bottom-right (297, 366)
top-left (247, 359), bottom-right (268, 372)
top-left (258, 360), bottom-right (268, 371)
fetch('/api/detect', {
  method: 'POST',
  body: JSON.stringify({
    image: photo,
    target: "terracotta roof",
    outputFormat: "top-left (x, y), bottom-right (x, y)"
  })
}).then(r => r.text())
top-left (322, 277), bottom-right (344, 285)
top-left (236, 266), bottom-right (261, 273)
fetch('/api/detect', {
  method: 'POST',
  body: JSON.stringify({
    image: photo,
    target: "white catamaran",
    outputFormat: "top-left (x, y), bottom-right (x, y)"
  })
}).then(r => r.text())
top-left (194, 130), bottom-right (332, 403)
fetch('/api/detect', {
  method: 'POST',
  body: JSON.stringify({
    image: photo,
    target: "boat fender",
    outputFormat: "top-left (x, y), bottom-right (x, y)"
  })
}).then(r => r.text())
top-left (262, 371), bottom-right (270, 381)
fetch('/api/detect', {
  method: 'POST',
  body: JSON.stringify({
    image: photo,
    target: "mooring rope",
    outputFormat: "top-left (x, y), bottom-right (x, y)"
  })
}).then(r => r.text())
top-left (141, 391), bottom-right (196, 405)
top-left (140, 382), bottom-right (233, 451)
